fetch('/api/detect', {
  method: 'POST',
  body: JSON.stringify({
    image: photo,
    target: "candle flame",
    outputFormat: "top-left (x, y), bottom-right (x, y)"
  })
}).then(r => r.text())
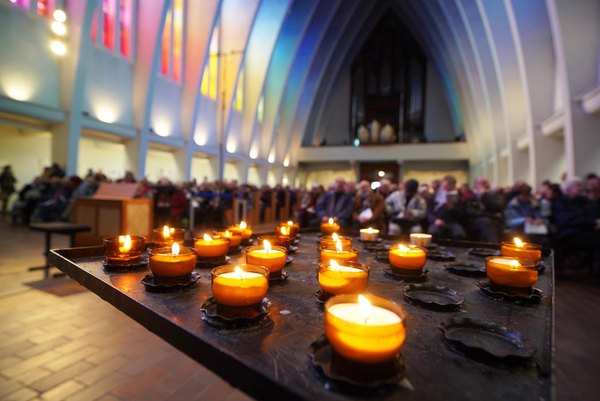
top-left (264, 240), bottom-right (271, 253)
top-left (328, 218), bottom-right (334, 225)
top-left (514, 237), bottom-right (524, 248)
top-left (287, 220), bottom-right (293, 226)
top-left (510, 260), bottom-right (521, 269)
top-left (358, 295), bottom-right (373, 323)
top-left (240, 221), bottom-right (247, 229)
top-left (203, 234), bottom-right (212, 242)
top-left (171, 242), bottom-right (180, 256)
top-left (225, 230), bottom-right (231, 238)
top-left (119, 235), bottom-right (132, 252)
top-left (336, 239), bottom-right (343, 253)
top-left (398, 244), bottom-right (410, 252)
top-left (332, 232), bottom-right (339, 242)
top-left (163, 225), bottom-right (170, 238)
top-left (329, 260), bottom-right (341, 270)
top-left (234, 266), bottom-right (243, 274)
top-left (280, 226), bottom-right (288, 236)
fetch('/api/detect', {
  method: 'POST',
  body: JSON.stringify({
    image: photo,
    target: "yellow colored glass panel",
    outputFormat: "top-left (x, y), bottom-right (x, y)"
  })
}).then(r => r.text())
top-left (235, 70), bottom-right (244, 112)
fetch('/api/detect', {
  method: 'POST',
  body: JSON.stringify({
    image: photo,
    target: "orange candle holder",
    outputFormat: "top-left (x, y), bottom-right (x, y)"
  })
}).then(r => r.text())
top-left (318, 261), bottom-right (370, 296)
top-left (388, 244), bottom-right (426, 274)
top-left (152, 226), bottom-right (185, 247)
top-left (103, 235), bottom-right (145, 266)
top-left (228, 222), bottom-right (253, 240)
top-left (320, 247), bottom-right (359, 264)
top-left (246, 244), bottom-right (287, 277)
top-left (148, 245), bottom-right (197, 277)
top-left (213, 230), bottom-right (242, 248)
top-left (257, 235), bottom-right (292, 250)
top-left (321, 218), bottom-right (340, 235)
top-left (281, 220), bottom-right (300, 237)
top-left (194, 235), bottom-right (230, 258)
top-left (501, 240), bottom-right (542, 263)
top-left (320, 235), bottom-right (353, 250)
top-left (325, 294), bottom-right (406, 364)
top-left (211, 264), bottom-right (269, 307)
top-left (486, 256), bottom-right (538, 289)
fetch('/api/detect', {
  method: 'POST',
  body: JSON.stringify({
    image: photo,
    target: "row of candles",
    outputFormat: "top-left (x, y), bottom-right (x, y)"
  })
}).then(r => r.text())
top-left (104, 217), bottom-right (542, 366)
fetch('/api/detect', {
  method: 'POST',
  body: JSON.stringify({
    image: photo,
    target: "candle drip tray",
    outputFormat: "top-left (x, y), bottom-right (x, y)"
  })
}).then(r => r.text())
top-left (444, 262), bottom-right (486, 277)
top-left (426, 249), bottom-right (456, 261)
top-left (478, 280), bottom-right (542, 305)
top-left (268, 270), bottom-right (289, 285)
top-left (141, 272), bottom-right (200, 292)
top-left (314, 289), bottom-right (333, 304)
top-left (439, 317), bottom-right (536, 365)
top-left (288, 245), bottom-right (298, 254)
top-left (196, 255), bottom-right (230, 268)
top-left (404, 284), bottom-right (464, 311)
top-left (102, 255), bottom-right (149, 272)
top-left (200, 297), bottom-right (271, 328)
top-left (308, 335), bottom-right (407, 391)
top-left (365, 244), bottom-right (390, 253)
top-left (241, 238), bottom-right (254, 246)
top-left (285, 255), bottom-right (294, 266)
top-left (384, 268), bottom-right (429, 282)
top-left (227, 245), bottom-right (243, 255)
top-left (358, 237), bottom-right (383, 244)
top-left (468, 247), bottom-right (501, 258)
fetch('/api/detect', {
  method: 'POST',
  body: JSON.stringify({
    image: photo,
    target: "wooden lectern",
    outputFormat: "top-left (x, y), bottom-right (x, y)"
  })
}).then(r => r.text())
top-left (73, 183), bottom-right (154, 246)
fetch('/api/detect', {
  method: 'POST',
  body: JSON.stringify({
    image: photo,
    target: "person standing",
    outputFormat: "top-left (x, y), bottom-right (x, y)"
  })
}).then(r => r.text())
top-left (0, 165), bottom-right (17, 215)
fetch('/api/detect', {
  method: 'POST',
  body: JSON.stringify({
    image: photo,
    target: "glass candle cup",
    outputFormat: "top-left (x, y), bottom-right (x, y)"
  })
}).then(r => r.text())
top-left (194, 236), bottom-right (230, 258)
top-left (246, 244), bottom-right (287, 275)
top-left (321, 219), bottom-right (340, 235)
top-left (103, 235), bottom-right (145, 266)
top-left (228, 223), bottom-right (253, 240)
top-left (257, 235), bottom-right (292, 250)
top-left (211, 264), bottom-right (269, 307)
top-left (318, 261), bottom-right (370, 296)
top-left (148, 246), bottom-right (197, 277)
top-left (359, 227), bottom-right (380, 241)
top-left (279, 221), bottom-right (300, 237)
top-left (152, 227), bottom-right (185, 247)
top-left (388, 244), bottom-right (427, 272)
top-left (213, 231), bottom-right (242, 248)
top-left (325, 293), bottom-right (407, 364)
top-left (320, 235), bottom-right (353, 249)
top-left (410, 233), bottom-right (432, 247)
top-left (485, 256), bottom-right (538, 288)
top-left (320, 247), bottom-right (359, 264)
top-left (501, 241), bottom-right (542, 263)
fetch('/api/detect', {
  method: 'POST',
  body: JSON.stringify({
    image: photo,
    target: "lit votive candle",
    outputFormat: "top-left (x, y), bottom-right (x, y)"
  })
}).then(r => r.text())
top-left (246, 240), bottom-right (287, 276)
top-left (149, 243), bottom-right (197, 277)
top-left (325, 294), bottom-right (406, 364)
top-left (320, 240), bottom-right (359, 263)
top-left (211, 264), bottom-right (269, 307)
top-left (284, 220), bottom-right (300, 237)
top-left (388, 244), bottom-right (427, 272)
top-left (228, 221), bottom-right (253, 240)
top-left (501, 237), bottom-right (542, 263)
top-left (410, 233), bottom-right (432, 247)
top-left (486, 256), bottom-right (538, 288)
top-left (360, 227), bottom-right (379, 241)
top-left (103, 235), bottom-right (145, 266)
top-left (318, 260), bottom-right (370, 295)
top-left (194, 234), bottom-right (230, 258)
top-left (213, 230), bottom-right (242, 248)
top-left (257, 235), bottom-right (292, 250)
top-left (320, 232), bottom-right (353, 249)
top-left (152, 225), bottom-right (185, 247)
top-left (321, 218), bottom-right (340, 235)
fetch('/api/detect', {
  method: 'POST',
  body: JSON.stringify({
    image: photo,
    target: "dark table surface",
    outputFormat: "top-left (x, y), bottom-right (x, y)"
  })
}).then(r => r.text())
top-left (49, 234), bottom-right (554, 401)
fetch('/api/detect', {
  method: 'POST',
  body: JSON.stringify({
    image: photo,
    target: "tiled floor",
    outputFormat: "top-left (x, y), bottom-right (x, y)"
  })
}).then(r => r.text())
top-left (0, 218), bottom-right (599, 400)
top-left (0, 220), bottom-right (252, 401)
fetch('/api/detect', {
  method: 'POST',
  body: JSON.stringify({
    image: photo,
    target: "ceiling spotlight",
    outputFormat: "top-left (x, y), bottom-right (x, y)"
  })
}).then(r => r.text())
top-left (378, 170), bottom-right (385, 177)
top-left (51, 21), bottom-right (67, 36)
top-left (50, 40), bottom-right (67, 56)
top-left (53, 9), bottom-right (67, 22)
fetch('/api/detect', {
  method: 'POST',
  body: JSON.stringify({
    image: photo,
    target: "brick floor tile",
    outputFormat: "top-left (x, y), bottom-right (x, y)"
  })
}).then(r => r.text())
top-left (96, 394), bottom-right (122, 401)
top-left (41, 380), bottom-right (85, 401)
top-left (110, 367), bottom-right (167, 399)
top-left (0, 377), bottom-right (23, 397)
top-left (17, 337), bottom-right (71, 359)
top-left (75, 356), bottom-right (130, 386)
top-left (225, 390), bottom-right (253, 401)
top-left (63, 372), bottom-right (130, 401)
top-left (0, 356), bottom-right (24, 370)
top-left (4, 351), bottom-right (63, 378)
top-left (11, 367), bottom-right (53, 386)
top-left (116, 348), bottom-right (170, 376)
top-left (44, 346), bottom-right (100, 372)
top-left (30, 361), bottom-right (94, 393)
top-left (3, 386), bottom-right (39, 401)
top-left (198, 382), bottom-right (239, 401)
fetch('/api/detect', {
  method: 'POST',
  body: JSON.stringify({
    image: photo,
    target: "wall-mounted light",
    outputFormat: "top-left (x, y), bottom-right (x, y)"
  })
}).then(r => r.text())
top-left (249, 146), bottom-right (258, 160)
top-left (51, 21), bottom-right (67, 36)
top-left (226, 141), bottom-right (236, 153)
top-left (353, 138), bottom-right (360, 147)
top-left (95, 106), bottom-right (117, 123)
top-left (283, 156), bottom-right (290, 167)
top-left (49, 9), bottom-right (68, 56)
top-left (53, 9), bottom-right (67, 23)
top-left (378, 170), bottom-right (385, 178)
top-left (268, 151), bottom-right (275, 164)
top-left (282, 177), bottom-right (289, 185)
